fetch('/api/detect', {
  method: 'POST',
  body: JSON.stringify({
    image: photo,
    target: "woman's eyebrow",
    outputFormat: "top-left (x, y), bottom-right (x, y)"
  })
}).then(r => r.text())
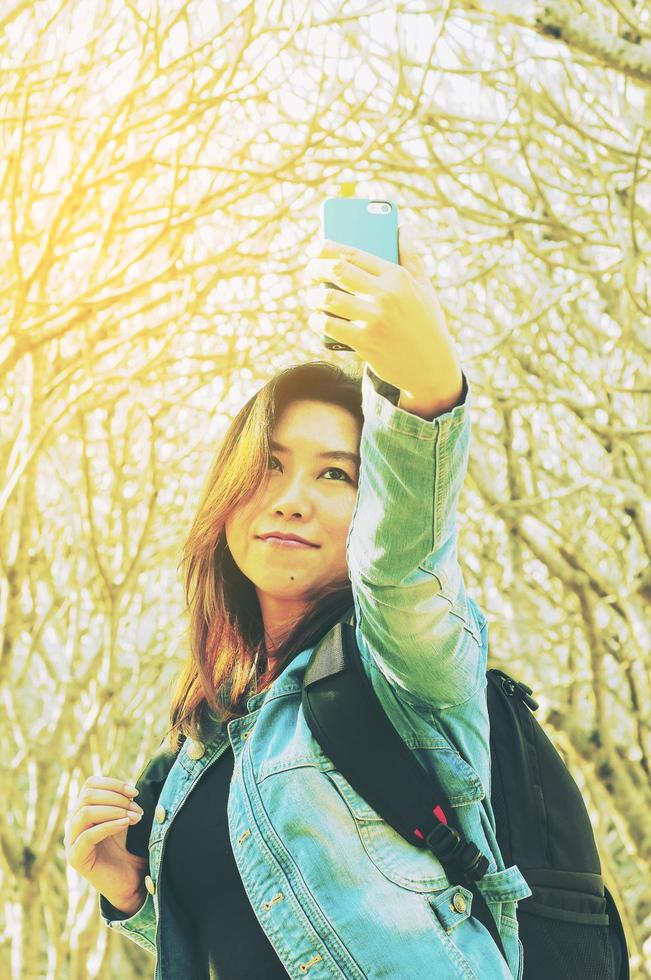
top-left (270, 440), bottom-right (360, 468)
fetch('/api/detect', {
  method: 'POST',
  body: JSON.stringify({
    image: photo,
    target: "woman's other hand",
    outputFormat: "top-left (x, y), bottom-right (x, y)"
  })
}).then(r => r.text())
top-left (64, 774), bottom-right (148, 910)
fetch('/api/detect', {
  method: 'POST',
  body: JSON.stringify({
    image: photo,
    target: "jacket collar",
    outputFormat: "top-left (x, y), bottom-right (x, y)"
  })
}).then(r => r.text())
top-left (246, 606), bottom-right (356, 713)
top-left (200, 608), bottom-right (356, 737)
top-left (245, 646), bottom-right (313, 712)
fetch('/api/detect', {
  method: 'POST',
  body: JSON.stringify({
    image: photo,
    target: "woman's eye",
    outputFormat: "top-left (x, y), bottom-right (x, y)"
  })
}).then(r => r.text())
top-left (322, 466), bottom-right (352, 482)
top-left (268, 456), bottom-right (352, 483)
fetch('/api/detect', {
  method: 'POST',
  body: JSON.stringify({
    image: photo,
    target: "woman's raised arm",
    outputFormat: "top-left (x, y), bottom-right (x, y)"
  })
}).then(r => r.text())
top-left (304, 230), bottom-right (481, 708)
top-left (346, 364), bottom-right (482, 709)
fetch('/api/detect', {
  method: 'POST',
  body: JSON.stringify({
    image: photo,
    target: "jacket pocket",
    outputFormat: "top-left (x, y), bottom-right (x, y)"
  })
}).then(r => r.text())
top-left (325, 768), bottom-right (450, 890)
top-left (322, 727), bottom-right (486, 892)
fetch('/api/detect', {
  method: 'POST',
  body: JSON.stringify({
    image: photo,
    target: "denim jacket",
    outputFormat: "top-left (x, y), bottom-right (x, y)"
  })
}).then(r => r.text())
top-left (99, 364), bottom-right (531, 979)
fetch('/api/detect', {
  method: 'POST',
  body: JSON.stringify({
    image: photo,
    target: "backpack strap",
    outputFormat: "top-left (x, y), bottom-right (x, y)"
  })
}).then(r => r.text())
top-left (302, 618), bottom-right (507, 964)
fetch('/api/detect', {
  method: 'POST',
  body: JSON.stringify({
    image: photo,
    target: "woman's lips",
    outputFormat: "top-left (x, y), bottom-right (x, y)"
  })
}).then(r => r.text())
top-left (258, 537), bottom-right (318, 549)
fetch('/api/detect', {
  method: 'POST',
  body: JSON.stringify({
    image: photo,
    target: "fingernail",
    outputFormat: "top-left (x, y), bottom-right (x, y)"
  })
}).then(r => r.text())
top-left (124, 783), bottom-right (138, 796)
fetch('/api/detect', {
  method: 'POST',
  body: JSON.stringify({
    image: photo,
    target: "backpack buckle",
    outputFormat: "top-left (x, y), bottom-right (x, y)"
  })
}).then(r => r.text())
top-left (424, 822), bottom-right (489, 881)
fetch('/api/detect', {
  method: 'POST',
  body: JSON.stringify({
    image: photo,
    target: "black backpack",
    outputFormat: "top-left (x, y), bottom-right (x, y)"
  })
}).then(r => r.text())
top-left (301, 617), bottom-right (629, 980)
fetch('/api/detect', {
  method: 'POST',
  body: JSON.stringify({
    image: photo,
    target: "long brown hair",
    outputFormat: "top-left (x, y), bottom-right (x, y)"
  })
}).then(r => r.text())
top-left (161, 361), bottom-right (364, 753)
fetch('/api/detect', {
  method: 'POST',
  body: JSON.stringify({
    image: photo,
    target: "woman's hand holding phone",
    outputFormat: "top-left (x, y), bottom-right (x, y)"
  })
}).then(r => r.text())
top-left (304, 225), bottom-right (463, 415)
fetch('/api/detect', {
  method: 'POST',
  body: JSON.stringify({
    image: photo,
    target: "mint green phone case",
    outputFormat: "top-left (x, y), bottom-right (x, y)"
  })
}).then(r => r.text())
top-left (320, 197), bottom-right (399, 351)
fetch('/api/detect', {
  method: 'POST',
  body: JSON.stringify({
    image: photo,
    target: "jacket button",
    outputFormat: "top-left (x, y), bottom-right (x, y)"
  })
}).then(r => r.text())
top-left (186, 738), bottom-right (205, 759)
top-left (452, 891), bottom-right (467, 914)
top-left (144, 875), bottom-right (156, 895)
top-left (154, 803), bottom-right (166, 822)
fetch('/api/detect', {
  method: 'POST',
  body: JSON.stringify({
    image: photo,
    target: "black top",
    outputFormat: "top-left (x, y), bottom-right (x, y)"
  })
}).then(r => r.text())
top-left (123, 743), bottom-right (288, 979)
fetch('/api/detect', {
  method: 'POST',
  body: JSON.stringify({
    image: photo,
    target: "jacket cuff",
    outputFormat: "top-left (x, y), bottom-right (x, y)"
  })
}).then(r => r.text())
top-left (98, 890), bottom-right (157, 955)
top-left (362, 364), bottom-right (470, 435)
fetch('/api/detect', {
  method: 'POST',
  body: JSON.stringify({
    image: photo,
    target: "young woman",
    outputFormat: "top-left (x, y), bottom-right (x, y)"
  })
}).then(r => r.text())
top-left (66, 232), bottom-right (531, 978)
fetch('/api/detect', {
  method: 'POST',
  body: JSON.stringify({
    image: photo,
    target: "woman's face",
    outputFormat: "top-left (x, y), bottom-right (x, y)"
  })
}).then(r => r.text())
top-left (224, 399), bottom-right (361, 656)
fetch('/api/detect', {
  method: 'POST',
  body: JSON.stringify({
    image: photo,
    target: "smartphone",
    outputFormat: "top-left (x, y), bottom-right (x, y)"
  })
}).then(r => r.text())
top-left (320, 197), bottom-right (399, 351)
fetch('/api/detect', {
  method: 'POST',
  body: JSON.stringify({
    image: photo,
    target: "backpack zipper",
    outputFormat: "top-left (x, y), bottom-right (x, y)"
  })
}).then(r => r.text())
top-left (499, 673), bottom-right (539, 711)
